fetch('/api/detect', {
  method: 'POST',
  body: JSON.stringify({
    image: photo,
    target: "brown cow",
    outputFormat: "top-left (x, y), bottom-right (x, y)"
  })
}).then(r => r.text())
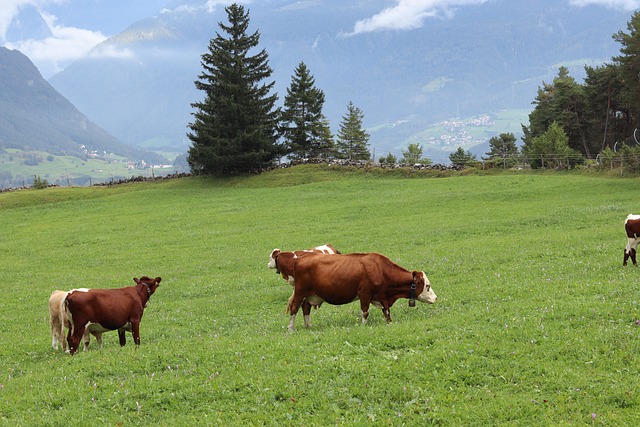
top-left (286, 253), bottom-right (437, 331)
top-left (64, 276), bottom-right (161, 354)
top-left (49, 289), bottom-right (102, 352)
top-left (268, 244), bottom-right (340, 327)
top-left (624, 214), bottom-right (640, 266)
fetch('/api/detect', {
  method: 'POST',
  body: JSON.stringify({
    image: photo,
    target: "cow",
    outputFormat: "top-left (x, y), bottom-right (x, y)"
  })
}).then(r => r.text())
top-left (64, 276), bottom-right (161, 354)
top-left (268, 244), bottom-right (340, 327)
top-left (49, 289), bottom-right (134, 352)
top-left (624, 214), bottom-right (640, 266)
top-left (268, 244), bottom-right (341, 284)
top-left (50, 289), bottom-right (98, 352)
top-left (286, 252), bottom-right (437, 331)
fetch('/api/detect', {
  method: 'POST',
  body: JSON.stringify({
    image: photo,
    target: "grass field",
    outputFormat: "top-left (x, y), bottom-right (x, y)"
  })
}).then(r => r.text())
top-left (1, 165), bottom-right (639, 425)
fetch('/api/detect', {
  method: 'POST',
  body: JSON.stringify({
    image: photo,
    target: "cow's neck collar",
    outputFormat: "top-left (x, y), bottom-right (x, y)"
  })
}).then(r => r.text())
top-left (139, 282), bottom-right (152, 303)
top-left (274, 254), bottom-right (280, 274)
top-left (409, 281), bottom-right (416, 308)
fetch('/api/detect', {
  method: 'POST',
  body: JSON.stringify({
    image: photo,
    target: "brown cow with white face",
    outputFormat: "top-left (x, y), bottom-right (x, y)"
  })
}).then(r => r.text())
top-left (624, 214), bottom-right (640, 266)
top-left (286, 252), bottom-right (436, 331)
top-left (268, 244), bottom-right (340, 327)
top-left (64, 276), bottom-right (161, 354)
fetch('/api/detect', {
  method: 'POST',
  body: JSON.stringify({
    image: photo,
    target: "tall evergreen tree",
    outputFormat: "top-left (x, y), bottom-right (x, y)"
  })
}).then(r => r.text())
top-left (336, 101), bottom-right (370, 161)
top-left (281, 62), bottom-right (331, 160)
top-left (187, 4), bottom-right (281, 175)
top-left (583, 63), bottom-right (631, 152)
top-left (522, 67), bottom-right (592, 158)
top-left (613, 10), bottom-right (640, 130)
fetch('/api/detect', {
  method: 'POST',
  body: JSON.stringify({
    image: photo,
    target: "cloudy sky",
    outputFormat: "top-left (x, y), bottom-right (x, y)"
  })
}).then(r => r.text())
top-left (1, 0), bottom-right (639, 78)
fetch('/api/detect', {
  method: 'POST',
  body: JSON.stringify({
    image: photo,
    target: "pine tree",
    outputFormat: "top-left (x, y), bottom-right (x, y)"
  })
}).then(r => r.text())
top-left (449, 147), bottom-right (477, 167)
top-left (336, 101), bottom-right (370, 161)
top-left (484, 133), bottom-right (519, 167)
top-left (187, 4), bottom-right (281, 175)
top-left (281, 62), bottom-right (331, 160)
top-left (614, 10), bottom-right (640, 129)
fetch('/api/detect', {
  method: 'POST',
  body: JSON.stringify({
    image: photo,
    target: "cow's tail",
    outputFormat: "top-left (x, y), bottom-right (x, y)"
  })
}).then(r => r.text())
top-left (63, 295), bottom-right (74, 339)
top-left (56, 293), bottom-right (67, 348)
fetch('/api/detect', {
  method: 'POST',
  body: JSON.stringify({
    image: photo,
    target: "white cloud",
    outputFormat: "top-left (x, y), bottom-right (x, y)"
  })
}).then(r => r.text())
top-left (5, 11), bottom-right (106, 76)
top-left (568, 0), bottom-right (640, 9)
top-left (347, 0), bottom-right (487, 35)
top-left (0, 0), bottom-right (35, 39)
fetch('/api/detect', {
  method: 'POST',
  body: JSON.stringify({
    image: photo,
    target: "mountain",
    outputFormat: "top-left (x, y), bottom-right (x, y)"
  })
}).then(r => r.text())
top-left (46, 0), bottom-right (634, 163)
top-left (0, 47), bottom-right (166, 164)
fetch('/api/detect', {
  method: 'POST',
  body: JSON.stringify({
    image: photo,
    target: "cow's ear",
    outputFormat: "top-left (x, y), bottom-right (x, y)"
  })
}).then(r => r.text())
top-left (412, 271), bottom-right (418, 280)
top-left (155, 277), bottom-right (162, 284)
top-left (133, 277), bottom-right (140, 284)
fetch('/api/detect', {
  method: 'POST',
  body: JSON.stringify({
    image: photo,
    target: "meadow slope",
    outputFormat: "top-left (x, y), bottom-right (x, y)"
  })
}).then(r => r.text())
top-left (1, 166), bottom-right (639, 426)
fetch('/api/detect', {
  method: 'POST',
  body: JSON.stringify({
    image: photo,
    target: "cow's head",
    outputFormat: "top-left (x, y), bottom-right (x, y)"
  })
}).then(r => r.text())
top-left (268, 249), bottom-right (281, 272)
top-left (134, 276), bottom-right (161, 303)
top-left (412, 271), bottom-right (437, 304)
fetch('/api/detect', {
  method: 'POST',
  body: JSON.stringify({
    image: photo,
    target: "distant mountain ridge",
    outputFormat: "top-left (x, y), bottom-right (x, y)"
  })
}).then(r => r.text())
top-left (43, 0), bottom-right (635, 161)
top-left (0, 47), bottom-right (166, 164)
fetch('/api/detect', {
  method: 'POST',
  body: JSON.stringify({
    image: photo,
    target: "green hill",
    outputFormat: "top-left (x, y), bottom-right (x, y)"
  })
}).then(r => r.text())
top-left (0, 47), bottom-right (168, 174)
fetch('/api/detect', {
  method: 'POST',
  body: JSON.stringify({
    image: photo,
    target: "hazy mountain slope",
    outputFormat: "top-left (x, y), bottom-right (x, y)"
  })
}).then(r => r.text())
top-left (47, 0), bottom-right (632, 160)
top-left (0, 47), bottom-right (166, 163)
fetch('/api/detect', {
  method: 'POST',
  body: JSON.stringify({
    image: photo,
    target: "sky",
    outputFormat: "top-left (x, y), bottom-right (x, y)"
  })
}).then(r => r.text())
top-left (1, 0), bottom-right (640, 78)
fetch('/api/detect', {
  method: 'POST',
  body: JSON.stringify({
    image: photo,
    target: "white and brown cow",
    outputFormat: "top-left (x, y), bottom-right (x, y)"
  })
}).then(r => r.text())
top-left (286, 252), bottom-right (437, 331)
top-left (268, 244), bottom-right (340, 327)
top-left (624, 214), bottom-right (640, 266)
top-left (64, 276), bottom-right (161, 354)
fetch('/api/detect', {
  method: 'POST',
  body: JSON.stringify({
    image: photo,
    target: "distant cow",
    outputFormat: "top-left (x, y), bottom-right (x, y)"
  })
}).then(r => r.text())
top-left (64, 276), bottom-right (161, 354)
top-left (286, 252), bottom-right (437, 331)
top-left (268, 244), bottom-right (340, 327)
top-left (624, 214), bottom-right (640, 266)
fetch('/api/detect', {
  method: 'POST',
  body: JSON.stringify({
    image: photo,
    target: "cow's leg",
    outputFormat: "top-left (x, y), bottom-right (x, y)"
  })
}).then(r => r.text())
top-left (82, 329), bottom-right (91, 351)
top-left (130, 321), bottom-right (141, 346)
top-left (119, 329), bottom-right (127, 347)
top-left (625, 238), bottom-right (639, 266)
top-left (360, 298), bottom-right (372, 324)
top-left (92, 331), bottom-right (103, 349)
top-left (383, 308), bottom-right (392, 324)
top-left (287, 294), bottom-right (305, 332)
top-left (51, 324), bottom-right (60, 351)
top-left (302, 300), bottom-right (312, 328)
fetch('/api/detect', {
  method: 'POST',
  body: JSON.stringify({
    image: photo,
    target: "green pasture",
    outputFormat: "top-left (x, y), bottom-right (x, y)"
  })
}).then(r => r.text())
top-left (1, 166), bottom-right (639, 425)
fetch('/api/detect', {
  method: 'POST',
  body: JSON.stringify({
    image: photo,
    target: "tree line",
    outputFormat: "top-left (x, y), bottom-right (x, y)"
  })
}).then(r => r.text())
top-left (469, 10), bottom-right (640, 171)
top-left (187, 4), bottom-right (640, 175)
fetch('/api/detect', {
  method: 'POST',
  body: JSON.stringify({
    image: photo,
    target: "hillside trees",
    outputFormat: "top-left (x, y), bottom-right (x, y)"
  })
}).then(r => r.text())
top-left (187, 3), bottom-right (282, 175)
top-left (336, 101), bottom-right (370, 160)
top-left (281, 62), bottom-right (334, 160)
top-left (521, 11), bottom-right (640, 169)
